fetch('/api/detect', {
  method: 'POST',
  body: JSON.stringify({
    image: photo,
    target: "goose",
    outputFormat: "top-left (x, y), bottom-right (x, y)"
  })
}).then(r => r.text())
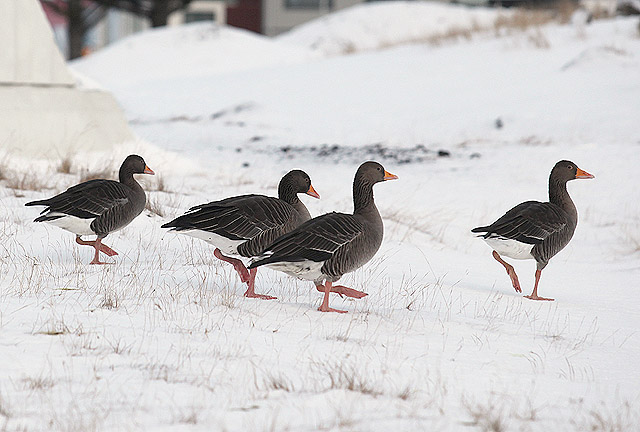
top-left (472, 160), bottom-right (594, 301)
top-left (162, 170), bottom-right (319, 300)
top-left (249, 161), bottom-right (398, 313)
top-left (25, 155), bottom-right (154, 264)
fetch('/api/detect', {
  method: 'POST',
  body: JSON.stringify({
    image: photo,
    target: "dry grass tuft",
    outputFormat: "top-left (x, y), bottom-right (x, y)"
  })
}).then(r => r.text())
top-left (0, 389), bottom-right (11, 418)
top-left (585, 401), bottom-right (637, 432)
top-left (494, 9), bottom-right (554, 34)
top-left (375, 8), bottom-right (557, 50)
top-left (4, 172), bottom-right (48, 192)
top-left (259, 372), bottom-right (295, 392)
top-left (324, 363), bottom-right (382, 397)
top-left (397, 386), bottom-right (416, 401)
top-left (57, 156), bottom-right (73, 174)
top-left (35, 317), bottom-right (83, 337)
top-left (553, 0), bottom-right (580, 24)
top-left (463, 397), bottom-right (508, 432)
top-left (425, 26), bottom-right (474, 46)
top-left (527, 27), bottom-right (551, 49)
top-left (22, 375), bottom-right (55, 391)
top-left (106, 337), bottom-right (133, 355)
top-left (175, 410), bottom-right (199, 425)
top-left (98, 290), bottom-right (120, 310)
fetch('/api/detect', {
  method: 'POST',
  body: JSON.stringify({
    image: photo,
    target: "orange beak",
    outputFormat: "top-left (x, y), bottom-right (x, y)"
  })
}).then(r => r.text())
top-left (144, 165), bottom-right (155, 175)
top-left (383, 170), bottom-right (398, 181)
top-left (575, 167), bottom-right (594, 179)
top-left (306, 183), bottom-right (320, 199)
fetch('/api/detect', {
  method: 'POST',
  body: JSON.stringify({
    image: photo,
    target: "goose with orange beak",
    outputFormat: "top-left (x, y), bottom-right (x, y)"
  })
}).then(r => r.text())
top-left (163, 170), bottom-right (319, 300)
top-left (472, 160), bottom-right (594, 301)
top-left (26, 155), bottom-right (155, 264)
top-left (250, 161), bottom-right (398, 313)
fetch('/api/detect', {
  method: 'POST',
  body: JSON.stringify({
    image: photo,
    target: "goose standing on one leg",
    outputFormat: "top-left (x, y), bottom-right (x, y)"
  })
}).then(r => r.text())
top-left (162, 170), bottom-right (319, 300)
top-left (25, 155), bottom-right (154, 264)
top-left (472, 160), bottom-right (594, 301)
top-left (249, 161), bottom-right (398, 313)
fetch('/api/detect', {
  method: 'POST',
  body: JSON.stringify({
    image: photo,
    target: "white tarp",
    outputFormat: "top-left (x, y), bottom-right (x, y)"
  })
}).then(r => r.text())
top-left (0, 0), bottom-right (134, 158)
top-left (0, 0), bottom-right (75, 85)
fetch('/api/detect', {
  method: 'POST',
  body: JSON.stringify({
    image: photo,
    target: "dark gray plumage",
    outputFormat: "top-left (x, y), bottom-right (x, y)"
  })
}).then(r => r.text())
top-left (162, 170), bottom-right (319, 300)
top-left (250, 161), bottom-right (398, 313)
top-left (472, 160), bottom-right (594, 301)
top-left (25, 155), bottom-right (154, 264)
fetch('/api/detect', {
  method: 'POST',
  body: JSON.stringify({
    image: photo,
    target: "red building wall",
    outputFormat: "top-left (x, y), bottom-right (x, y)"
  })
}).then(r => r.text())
top-left (226, 0), bottom-right (262, 34)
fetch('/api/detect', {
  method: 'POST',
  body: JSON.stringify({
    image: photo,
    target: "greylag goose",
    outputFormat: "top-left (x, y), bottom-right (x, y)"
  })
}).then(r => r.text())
top-left (249, 161), bottom-right (398, 313)
top-left (162, 170), bottom-right (319, 300)
top-left (25, 155), bottom-right (154, 264)
top-left (472, 160), bottom-right (594, 301)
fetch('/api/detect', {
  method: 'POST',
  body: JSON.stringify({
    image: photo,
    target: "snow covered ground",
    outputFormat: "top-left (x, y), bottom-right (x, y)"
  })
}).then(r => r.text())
top-left (1, 2), bottom-right (640, 430)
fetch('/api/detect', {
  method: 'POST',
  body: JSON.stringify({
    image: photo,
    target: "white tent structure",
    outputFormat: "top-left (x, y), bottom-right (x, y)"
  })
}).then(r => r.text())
top-left (0, 0), bottom-right (134, 158)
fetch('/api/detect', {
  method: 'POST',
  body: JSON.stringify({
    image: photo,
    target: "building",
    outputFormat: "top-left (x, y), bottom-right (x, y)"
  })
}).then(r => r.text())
top-left (42, 0), bottom-right (227, 57)
top-left (262, 0), bottom-right (361, 36)
top-left (41, 0), bottom-right (386, 56)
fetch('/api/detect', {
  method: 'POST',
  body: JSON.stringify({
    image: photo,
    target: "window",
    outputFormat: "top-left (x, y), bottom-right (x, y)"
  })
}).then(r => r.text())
top-left (285, 0), bottom-right (333, 10)
top-left (185, 12), bottom-right (216, 23)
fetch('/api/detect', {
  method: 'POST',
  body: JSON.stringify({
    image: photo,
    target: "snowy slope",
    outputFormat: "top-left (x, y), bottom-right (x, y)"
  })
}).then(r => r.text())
top-left (276, 1), bottom-right (503, 55)
top-left (1, 3), bottom-right (640, 431)
top-left (72, 22), bottom-right (316, 89)
top-left (72, 12), bottom-right (640, 152)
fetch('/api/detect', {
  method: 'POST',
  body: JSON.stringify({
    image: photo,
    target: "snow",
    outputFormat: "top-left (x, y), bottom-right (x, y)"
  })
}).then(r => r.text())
top-left (71, 10), bottom-right (640, 153)
top-left (276, 1), bottom-right (503, 56)
top-left (2, 2), bottom-right (640, 430)
top-left (72, 22), bottom-right (316, 89)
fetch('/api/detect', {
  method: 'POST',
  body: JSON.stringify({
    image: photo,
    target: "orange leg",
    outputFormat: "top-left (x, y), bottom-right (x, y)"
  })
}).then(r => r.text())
top-left (317, 281), bottom-right (348, 313)
top-left (492, 250), bottom-right (522, 293)
top-left (214, 248), bottom-right (250, 283)
top-left (524, 269), bottom-right (554, 301)
top-left (76, 236), bottom-right (116, 264)
top-left (315, 284), bottom-right (367, 299)
top-left (243, 268), bottom-right (276, 300)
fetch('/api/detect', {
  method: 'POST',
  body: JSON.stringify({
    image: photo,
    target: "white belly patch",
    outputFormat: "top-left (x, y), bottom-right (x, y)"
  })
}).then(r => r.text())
top-left (483, 236), bottom-right (535, 260)
top-left (266, 260), bottom-right (325, 282)
top-left (45, 213), bottom-right (95, 236)
top-left (177, 229), bottom-right (244, 255)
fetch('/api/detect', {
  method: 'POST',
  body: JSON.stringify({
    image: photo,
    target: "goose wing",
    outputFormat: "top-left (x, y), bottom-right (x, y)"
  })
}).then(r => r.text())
top-left (27, 180), bottom-right (130, 220)
top-left (472, 201), bottom-right (567, 245)
top-left (162, 195), bottom-right (301, 256)
top-left (250, 212), bottom-right (364, 267)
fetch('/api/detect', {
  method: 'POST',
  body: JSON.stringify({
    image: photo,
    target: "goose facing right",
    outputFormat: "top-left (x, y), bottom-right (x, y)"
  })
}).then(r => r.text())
top-left (250, 161), bottom-right (398, 313)
top-left (25, 155), bottom-right (154, 264)
top-left (162, 170), bottom-right (319, 300)
top-left (472, 160), bottom-right (594, 301)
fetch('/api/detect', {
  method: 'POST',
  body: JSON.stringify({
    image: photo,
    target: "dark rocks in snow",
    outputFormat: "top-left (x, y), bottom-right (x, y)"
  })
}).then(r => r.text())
top-left (269, 142), bottom-right (463, 164)
top-left (495, 118), bottom-right (503, 129)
